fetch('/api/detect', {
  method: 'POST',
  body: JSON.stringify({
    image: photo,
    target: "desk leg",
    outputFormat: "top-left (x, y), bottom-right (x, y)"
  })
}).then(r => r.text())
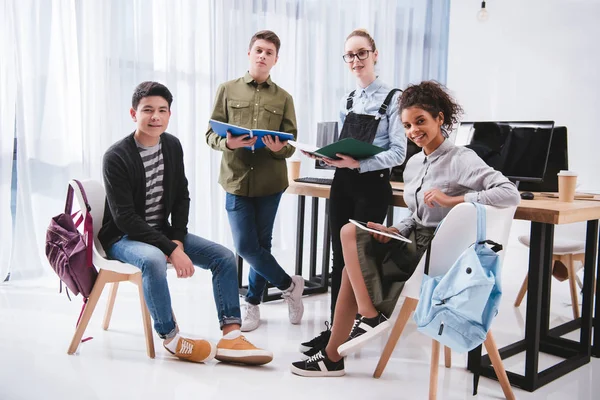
top-left (237, 254), bottom-right (244, 289)
top-left (540, 225), bottom-right (554, 340)
top-left (295, 196), bottom-right (306, 276)
top-left (523, 222), bottom-right (554, 391)
top-left (321, 199), bottom-right (331, 288)
top-left (581, 220), bottom-right (598, 356)
top-left (309, 197), bottom-right (319, 280)
top-left (595, 221), bottom-right (600, 357)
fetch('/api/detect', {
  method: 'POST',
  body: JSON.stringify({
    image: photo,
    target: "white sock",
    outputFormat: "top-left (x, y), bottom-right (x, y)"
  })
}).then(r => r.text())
top-left (164, 333), bottom-right (181, 353)
top-left (223, 329), bottom-right (242, 340)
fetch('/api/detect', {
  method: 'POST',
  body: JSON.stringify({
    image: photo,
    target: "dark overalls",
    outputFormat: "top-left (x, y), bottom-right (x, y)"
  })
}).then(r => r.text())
top-left (329, 88), bottom-right (400, 319)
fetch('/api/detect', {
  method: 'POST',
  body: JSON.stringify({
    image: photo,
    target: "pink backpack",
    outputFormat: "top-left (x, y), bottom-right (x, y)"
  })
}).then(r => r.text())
top-left (45, 180), bottom-right (97, 298)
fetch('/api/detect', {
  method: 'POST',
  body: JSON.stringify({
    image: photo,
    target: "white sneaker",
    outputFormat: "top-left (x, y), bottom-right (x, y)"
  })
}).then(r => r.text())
top-left (241, 303), bottom-right (260, 332)
top-left (282, 275), bottom-right (304, 324)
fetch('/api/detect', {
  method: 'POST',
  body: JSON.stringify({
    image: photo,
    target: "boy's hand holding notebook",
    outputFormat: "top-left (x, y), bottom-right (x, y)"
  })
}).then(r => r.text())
top-left (209, 119), bottom-right (295, 150)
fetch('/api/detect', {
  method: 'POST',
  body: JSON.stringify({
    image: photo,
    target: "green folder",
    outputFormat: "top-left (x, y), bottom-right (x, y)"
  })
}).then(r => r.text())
top-left (314, 138), bottom-right (385, 160)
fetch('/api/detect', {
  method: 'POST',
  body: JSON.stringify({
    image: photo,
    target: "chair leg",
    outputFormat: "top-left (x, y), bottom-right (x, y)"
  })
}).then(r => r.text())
top-left (514, 274), bottom-right (528, 307)
top-left (566, 254), bottom-right (580, 319)
top-left (429, 340), bottom-right (440, 400)
top-left (67, 269), bottom-right (109, 354)
top-left (131, 273), bottom-right (155, 359)
top-left (373, 297), bottom-right (418, 378)
top-left (444, 346), bottom-right (451, 368)
top-left (484, 330), bottom-right (515, 400)
top-left (103, 282), bottom-right (119, 330)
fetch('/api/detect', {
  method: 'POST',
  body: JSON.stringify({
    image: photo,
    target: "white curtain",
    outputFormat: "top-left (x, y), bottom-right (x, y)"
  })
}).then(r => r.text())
top-left (0, 0), bottom-right (17, 282)
top-left (4, 0), bottom-right (449, 280)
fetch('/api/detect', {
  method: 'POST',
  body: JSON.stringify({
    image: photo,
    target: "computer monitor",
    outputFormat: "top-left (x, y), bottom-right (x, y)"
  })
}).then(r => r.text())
top-left (518, 126), bottom-right (568, 192)
top-left (390, 140), bottom-right (422, 182)
top-left (459, 121), bottom-right (555, 186)
top-left (315, 122), bottom-right (339, 170)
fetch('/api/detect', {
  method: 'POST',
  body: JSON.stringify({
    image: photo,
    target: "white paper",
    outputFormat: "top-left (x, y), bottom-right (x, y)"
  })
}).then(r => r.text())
top-left (348, 219), bottom-right (412, 243)
top-left (288, 140), bottom-right (319, 153)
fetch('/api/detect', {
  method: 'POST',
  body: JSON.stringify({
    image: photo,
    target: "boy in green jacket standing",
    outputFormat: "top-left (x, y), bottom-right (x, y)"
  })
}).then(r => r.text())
top-left (206, 30), bottom-right (303, 332)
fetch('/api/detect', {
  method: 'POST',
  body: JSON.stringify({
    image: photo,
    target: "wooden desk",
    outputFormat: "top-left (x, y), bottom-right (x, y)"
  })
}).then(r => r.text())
top-left (286, 181), bottom-right (600, 392)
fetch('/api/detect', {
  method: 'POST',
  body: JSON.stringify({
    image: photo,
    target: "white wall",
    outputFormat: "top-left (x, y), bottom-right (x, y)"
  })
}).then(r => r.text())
top-left (448, 0), bottom-right (600, 191)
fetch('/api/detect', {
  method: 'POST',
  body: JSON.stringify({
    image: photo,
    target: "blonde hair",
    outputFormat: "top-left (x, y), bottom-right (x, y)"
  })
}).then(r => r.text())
top-left (346, 29), bottom-right (377, 52)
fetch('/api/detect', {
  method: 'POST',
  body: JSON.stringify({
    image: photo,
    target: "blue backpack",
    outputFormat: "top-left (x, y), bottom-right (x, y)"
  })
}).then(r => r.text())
top-left (413, 202), bottom-right (503, 353)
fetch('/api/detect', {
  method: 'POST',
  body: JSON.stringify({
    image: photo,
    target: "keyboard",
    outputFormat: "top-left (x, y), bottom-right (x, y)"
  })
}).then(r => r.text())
top-left (294, 177), bottom-right (333, 185)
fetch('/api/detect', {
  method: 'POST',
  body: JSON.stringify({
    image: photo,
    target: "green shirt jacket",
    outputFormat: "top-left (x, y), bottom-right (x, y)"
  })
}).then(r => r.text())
top-left (206, 72), bottom-right (298, 197)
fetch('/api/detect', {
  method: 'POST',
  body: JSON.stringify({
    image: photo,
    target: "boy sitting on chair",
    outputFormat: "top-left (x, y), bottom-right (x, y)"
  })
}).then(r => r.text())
top-left (99, 81), bottom-right (272, 365)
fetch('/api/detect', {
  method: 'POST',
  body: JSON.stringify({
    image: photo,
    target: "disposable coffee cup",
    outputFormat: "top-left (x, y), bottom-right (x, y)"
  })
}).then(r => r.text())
top-left (557, 170), bottom-right (577, 202)
top-left (288, 159), bottom-right (301, 181)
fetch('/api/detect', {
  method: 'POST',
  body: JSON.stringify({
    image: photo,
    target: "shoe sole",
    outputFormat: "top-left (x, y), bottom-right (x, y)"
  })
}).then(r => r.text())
top-left (290, 365), bottom-right (345, 377)
top-left (337, 321), bottom-right (391, 357)
top-left (215, 353), bottom-right (273, 365)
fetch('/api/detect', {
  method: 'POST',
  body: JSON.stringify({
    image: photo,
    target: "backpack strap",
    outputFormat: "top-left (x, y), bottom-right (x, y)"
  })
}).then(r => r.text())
top-left (473, 202), bottom-right (486, 245)
top-left (346, 90), bottom-right (356, 111)
top-left (69, 180), bottom-right (94, 267)
top-left (377, 88), bottom-right (401, 117)
top-left (472, 202), bottom-right (503, 253)
top-left (72, 180), bottom-right (92, 213)
top-left (64, 185), bottom-right (75, 215)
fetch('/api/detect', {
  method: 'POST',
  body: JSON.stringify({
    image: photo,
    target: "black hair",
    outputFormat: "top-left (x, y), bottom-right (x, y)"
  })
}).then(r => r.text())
top-left (132, 81), bottom-right (173, 110)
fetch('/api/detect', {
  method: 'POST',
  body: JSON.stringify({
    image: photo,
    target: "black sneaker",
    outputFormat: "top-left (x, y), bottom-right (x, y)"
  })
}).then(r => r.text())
top-left (290, 349), bottom-right (345, 377)
top-left (299, 321), bottom-right (331, 353)
top-left (337, 312), bottom-right (390, 357)
top-left (300, 345), bottom-right (322, 360)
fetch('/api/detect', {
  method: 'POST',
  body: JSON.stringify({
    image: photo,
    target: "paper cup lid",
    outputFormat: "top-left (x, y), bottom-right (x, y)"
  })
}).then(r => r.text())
top-left (558, 170), bottom-right (577, 176)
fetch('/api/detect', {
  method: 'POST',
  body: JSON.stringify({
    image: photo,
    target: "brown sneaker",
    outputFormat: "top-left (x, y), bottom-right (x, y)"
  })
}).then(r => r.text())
top-left (215, 335), bottom-right (273, 365)
top-left (164, 337), bottom-right (217, 363)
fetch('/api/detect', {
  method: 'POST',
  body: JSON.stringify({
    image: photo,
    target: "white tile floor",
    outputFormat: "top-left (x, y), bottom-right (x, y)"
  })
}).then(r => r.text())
top-left (0, 241), bottom-right (598, 400)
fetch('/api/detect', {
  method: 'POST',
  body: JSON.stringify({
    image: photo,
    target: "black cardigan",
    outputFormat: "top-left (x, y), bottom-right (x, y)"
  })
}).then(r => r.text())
top-left (98, 132), bottom-right (190, 255)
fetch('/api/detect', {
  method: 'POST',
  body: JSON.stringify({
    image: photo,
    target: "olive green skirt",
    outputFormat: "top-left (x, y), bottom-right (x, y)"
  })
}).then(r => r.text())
top-left (356, 224), bottom-right (435, 318)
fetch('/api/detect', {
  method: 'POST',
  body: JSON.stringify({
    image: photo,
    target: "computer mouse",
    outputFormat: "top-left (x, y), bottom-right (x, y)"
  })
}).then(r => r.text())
top-left (520, 192), bottom-right (534, 200)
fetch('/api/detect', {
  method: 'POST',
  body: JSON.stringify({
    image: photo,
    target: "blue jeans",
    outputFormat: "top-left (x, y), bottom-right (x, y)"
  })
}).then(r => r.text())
top-left (225, 191), bottom-right (292, 305)
top-left (106, 233), bottom-right (242, 338)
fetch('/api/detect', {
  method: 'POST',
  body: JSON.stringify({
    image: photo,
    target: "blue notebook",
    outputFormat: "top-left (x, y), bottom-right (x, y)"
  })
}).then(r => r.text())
top-left (209, 119), bottom-right (295, 150)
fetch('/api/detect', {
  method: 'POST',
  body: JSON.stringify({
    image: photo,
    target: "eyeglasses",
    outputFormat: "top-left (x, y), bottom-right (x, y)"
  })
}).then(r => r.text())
top-left (342, 50), bottom-right (373, 63)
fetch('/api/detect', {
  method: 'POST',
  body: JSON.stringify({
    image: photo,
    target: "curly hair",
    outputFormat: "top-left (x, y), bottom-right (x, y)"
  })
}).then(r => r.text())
top-left (399, 81), bottom-right (463, 137)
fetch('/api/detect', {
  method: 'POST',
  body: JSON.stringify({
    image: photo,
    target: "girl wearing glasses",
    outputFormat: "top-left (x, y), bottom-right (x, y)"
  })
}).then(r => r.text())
top-left (299, 29), bottom-right (406, 359)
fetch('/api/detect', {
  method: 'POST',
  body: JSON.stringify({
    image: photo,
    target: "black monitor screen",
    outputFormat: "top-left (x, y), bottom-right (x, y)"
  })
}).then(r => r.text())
top-left (461, 121), bottom-right (554, 184)
top-left (519, 126), bottom-right (568, 192)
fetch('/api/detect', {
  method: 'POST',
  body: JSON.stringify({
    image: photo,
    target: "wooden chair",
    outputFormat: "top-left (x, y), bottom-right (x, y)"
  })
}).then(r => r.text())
top-left (373, 203), bottom-right (517, 400)
top-left (67, 179), bottom-right (155, 358)
top-left (514, 235), bottom-right (585, 319)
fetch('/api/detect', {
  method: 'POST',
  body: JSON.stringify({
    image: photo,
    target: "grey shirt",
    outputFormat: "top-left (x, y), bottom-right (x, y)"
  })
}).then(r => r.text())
top-left (394, 139), bottom-right (520, 234)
